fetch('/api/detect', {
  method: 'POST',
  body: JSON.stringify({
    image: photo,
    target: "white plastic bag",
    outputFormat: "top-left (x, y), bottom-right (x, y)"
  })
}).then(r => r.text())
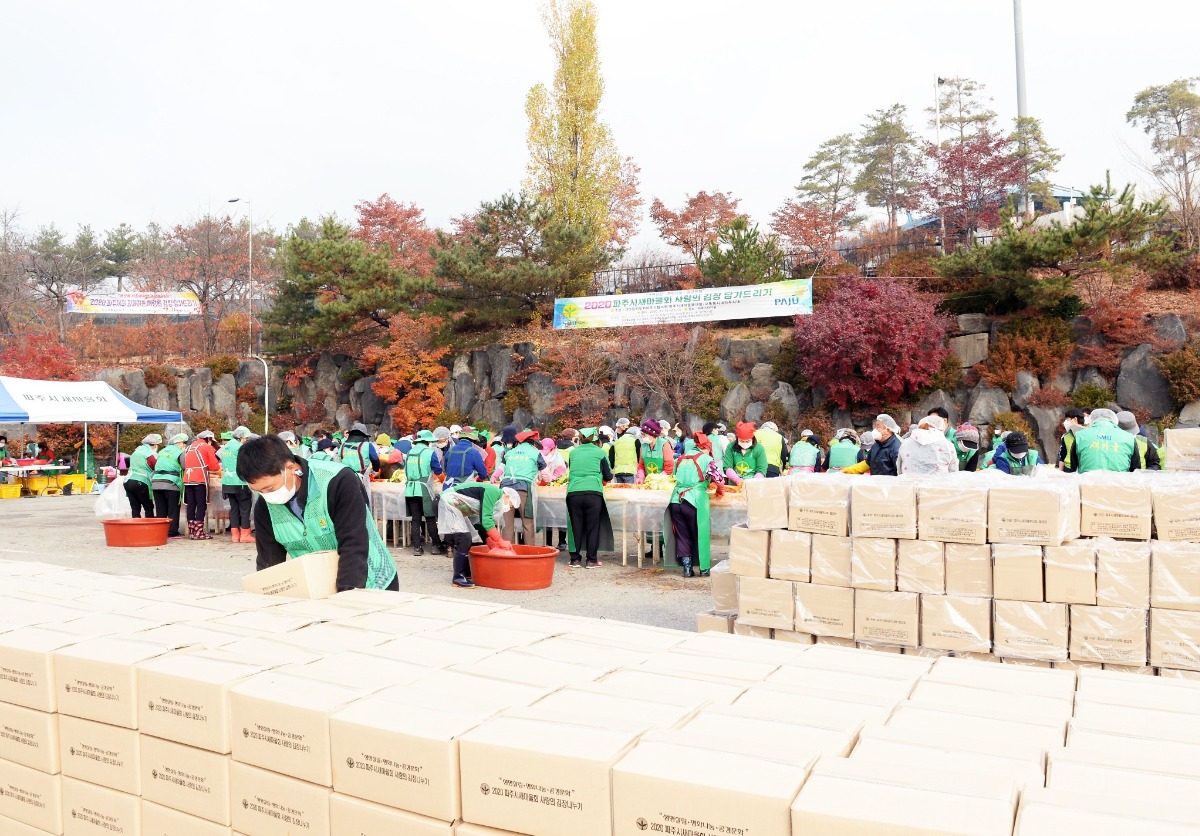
top-left (94, 476), bottom-right (131, 520)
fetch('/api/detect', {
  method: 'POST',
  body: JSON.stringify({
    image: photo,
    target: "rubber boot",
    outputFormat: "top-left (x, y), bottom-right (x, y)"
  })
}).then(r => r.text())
top-left (681, 557), bottom-right (694, 578)
top-left (240, 528), bottom-right (255, 544)
top-left (231, 528), bottom-right (242, 543)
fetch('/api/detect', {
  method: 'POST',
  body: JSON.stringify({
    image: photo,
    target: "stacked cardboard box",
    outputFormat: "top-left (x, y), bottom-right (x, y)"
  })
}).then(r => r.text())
top-left (715, 470), bottom-right (1200, 676)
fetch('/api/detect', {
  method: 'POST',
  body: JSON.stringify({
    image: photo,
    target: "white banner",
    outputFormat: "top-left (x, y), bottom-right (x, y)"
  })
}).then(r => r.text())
top-left (0, 376), bottom-right (182, 423)
top-left (553, 279), bottom-right (812, 329)
top-left (65, 291), bottom-right (201, 316)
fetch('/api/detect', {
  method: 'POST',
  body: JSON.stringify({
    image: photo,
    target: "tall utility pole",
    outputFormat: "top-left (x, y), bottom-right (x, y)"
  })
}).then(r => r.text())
top-left (227, 198), bottom-right (253, 355)
top-left (1013, 0), bottom-right (1032, 219)
top-left (934, 77), bottom-right (947, 252)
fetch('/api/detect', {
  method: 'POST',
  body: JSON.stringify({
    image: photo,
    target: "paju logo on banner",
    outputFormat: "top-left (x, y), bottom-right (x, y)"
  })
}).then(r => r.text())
top-left (552, 279), bottom-right (812, 330)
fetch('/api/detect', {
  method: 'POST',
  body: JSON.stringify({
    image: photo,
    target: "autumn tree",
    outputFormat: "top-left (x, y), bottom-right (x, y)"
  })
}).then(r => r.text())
top-left (923, 130), bottom-right (1023, 243)
top-left (350, 194), bottom-right (436, 277)
top-left (619, 325), bottom-right (725, 423)
top-left (511, 329), bottom-right (615, 426)
top-left (699, 217), bottom-right (785, 287)
top-left (22, 225), bottom-right (101, 340)
top-left (607, 157), bottom-right (644, 249)
top-left (648, 191), bottom-right (741, 267)
top-left (795, 134), bottom-right (864, 251)
top-left (361, 312), bottom-right (449, 432)
top-left (854, 104), bottom-right (923, 241)
top-left (1009, 116), bottom-right (1063, 219)
top-left (525, 0), bottom-right (631, 253)
top-left (0, 210), bottom-right (36, 334)
top-left (0, 333), bottom-right (78, 380)
top-left (1127, 77), bottom-right (1200, 246)
top-left (771, 198), bottom-right (854, 261)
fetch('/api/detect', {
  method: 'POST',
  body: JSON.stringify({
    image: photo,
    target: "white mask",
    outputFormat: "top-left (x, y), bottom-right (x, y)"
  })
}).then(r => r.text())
top-left (738, 440), bottom-right (752, 450)
top-left (260, 469), bottom-right (299, 505)
top-left (1062, 420), bottom-right (1072, 432)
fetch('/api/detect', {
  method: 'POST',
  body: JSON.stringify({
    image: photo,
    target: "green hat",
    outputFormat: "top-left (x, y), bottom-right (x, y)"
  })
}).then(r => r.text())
top-left (220, 432), bottom-right (233, 441)
top-left (415, 430), bottom-right (436, 442)
top-left (302, 436), bottom-right (313, 447)
top-left (461, 428), bottom-right (480, 441)
top-left (579, 427), bottom-right (598, 440)
top-left (333, 432), bottom-right (344, 442)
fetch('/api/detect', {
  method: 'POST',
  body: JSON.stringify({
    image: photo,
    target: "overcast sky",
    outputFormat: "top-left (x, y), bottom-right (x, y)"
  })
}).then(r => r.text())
top-left (3, 1), bottom-right (1195, 259)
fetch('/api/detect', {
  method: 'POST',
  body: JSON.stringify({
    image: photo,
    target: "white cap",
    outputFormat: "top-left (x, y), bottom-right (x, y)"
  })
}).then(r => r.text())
top-left (278, 431), bottom-right (297, 443)
top-left (800, 429), bottom-right (813, 438)
top-left (763, 421), bottom-right (778, 432)
top-left (658, 420), bottom-right (670, 432)
top-left (449, 424), bottom-right (462, 434)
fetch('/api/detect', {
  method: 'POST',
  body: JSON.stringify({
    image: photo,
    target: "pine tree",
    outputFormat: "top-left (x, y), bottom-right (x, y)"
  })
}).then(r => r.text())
top-left (795, 134), bottom-right (863, 250)
top-left (854, 104), bottom-right (923, 242)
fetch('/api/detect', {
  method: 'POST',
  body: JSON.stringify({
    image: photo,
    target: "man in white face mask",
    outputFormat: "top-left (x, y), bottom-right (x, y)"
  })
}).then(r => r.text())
top-left (237, 435), bottom-right (398, 592)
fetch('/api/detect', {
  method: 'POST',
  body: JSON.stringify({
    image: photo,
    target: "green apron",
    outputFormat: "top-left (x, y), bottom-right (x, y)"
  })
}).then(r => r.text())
top-left (642, 438), bottom-right (667, 474)
top-left (340, 442), bottom-right (371, 474)
top-left (128, 444), bottom-right (156, 487)
top-left (500, 442), bottom-right (541, 533)
top-left (789, 441), bottom-right (820, 473)
top-left (219, 440), bottom-right (247, 487)
top-left (152, 445), bottom-right (184, 490)
top-left (663, 451), bottom-right (713, 571)
top-left (565, 444), bottom-right (614, 554)
top-left (827, 439), bottom-right (860, 470)
top-left (75, 443), bottom-right (97, 479)
top-left (402, 443), bottom-right (437, 517)
top-left (264, 459), bottom-right (396, 590)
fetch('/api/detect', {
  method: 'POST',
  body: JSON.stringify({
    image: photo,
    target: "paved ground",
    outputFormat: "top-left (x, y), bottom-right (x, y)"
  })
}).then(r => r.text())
top-left (0, 495), bottom-right (716, 631)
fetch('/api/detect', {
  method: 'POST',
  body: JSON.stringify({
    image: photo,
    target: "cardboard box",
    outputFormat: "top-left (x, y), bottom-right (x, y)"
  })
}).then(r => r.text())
top-left (229, 761), bottom-right (331, 836)
top-left (787, 475), bottom-right (850, 536)
top-left (459, 651), bottom-right (611, 691)
top-left (809, 534), bottom-right (852, 587)
top-left (141, 801), bottom-right (234, 836)
top-left (920, 594), bottom-right (991, 653)
top-left (1016, 786), bottom-right (1200, 836)
top-left (0, 756), bottom-right (62, 833)
top-left (59, 715), bottom-right (140, 795)
top-left (769, 529), bottom-right (811, 582)
top-left (587, 670), bottom-right (744, 708)
top-left (241, 550), bottom-right (339, 599)
top-left (855, 721), bottom-right (1048, 776)
top-left (773, 630), bottom-right (816, 644)
top-left (669, 709), bottom-right (858, 762)
top-left (743, 476), bottom-right (788, 529)
top-left (0, 626), bottom-right (81, 711)
top-left (732, 619), bottom-right (771, 639)
top-left (636, 652), bottom-right (779, 686)
top-left (62, 777), bottom-right (140, 836)
top-left (140, 734), bottom-right (231, 825)
top-left (1047, 745), bottom-right (1200, 800)
top-left (695, 611), bottom-right (735, 633)
top-left (850, 537), bottom-right (896, 591)
top-left (521, 688), bottom-right (702, 734)
top-left (207, 636), bottom-right (323, 668)
top-left (1164, 428), bottom-right (1200, 469)
top-left (611, 739), bottom-right (813, 836)
top-left (1080, 477), bottom-right (1153, 539)
top-left (988, 480), bottom-right (1080, 546)
top-left (1096, 540), bottom-right (1151, 607)
top-left (851, 479), bottom-right (917, 539)
top-left (907, 678), bottom-right (1072, 724)
top-left (918, 480), bottom-right (989, 544)
top-left (1152, 475), bottom-right (1200, 540)
top-left (229, 671), bottom-right (371, 786)
top-left (1070, 605), bottom-right (1148, 665)
top-left (854, 590), bottom-right (919, 647)
top-left (992, 544), bottom-right (1044, 602)
top-left (733, 687), bottom-right (893, 732)
top-left (944, 543), bottom-right (993, 597)
top-left (0, 701), bottom-right (60, 774)
top-left (1152, 541), bottom-right (1200, 611)
top-left (1151, 608), bottom-right (1200, 672)
top-left (850, 731), bottom-right (1045, 791)
top-left (138, 651), bottom-right (268, 753)
top-left (793, 583), bottom-right (854, 638)
top-left (707, 561), bottom-right (738, 613)
top-left (736, 577), bottom-right (794, 631)
top-left (926, 656), bottom-right (1077, 701)
top-left (1044, 541), bottom-right (1097, 605)
top-left (366, 636), bottom-right (498, 669)
top-left (993, 600), bottom-right (1069, 661)
top-left (330, 792), bottom-right (454, 835)
top-left (727, 526), bottom-right (770, 578)
top-left (897, 540), bottom-right (945, 594)
top-left (54, 637), bottom-right (175, 728)
top-left (521, 637), bottom-right (651, 672)
top-left (789, 642), bottom-right (933, 678)
top-left (885, 702), bottom-right (1066, 753)
top-left (380, 670), bottom-right (556, 715)
top-left (458, 716), bottom-right (640, 836)
top-left (282, 651), bottom-right (428, 691)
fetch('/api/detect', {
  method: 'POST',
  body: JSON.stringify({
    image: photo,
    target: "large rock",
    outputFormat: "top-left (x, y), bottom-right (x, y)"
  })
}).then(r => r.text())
top-left (452, 353), bottom-right (471, 378)
top-left (176, 375), bottom-right (192, 413)
top-left (123, 370), bottom-right (148, 406)
top-left (720, 383), bottom-right (751, 423)
top-left (236, 361), bottom-right (264, 389)
top-left (212, 374), bottom-right (237, 422)
top-left (1072, 366), bottom-right (1109, 392)
top-left (1178, 401), bottom-right (1200, 427)
top-left (359, 376), bottom-right (386, 427)
top-left (716, 359), bottom-right (741, 384)
top-left (966, 382), bottom-right (1011, 426)
top-left (334, 404), bottom-right (355, 430)
top-left (452, 373), bottom-right (476, 417)
top-left (768, 383), bottom-right (801, 425)
top-left (313, 353), bottom-right (340, 401)
top-left (913, 390), bottom-right (959, 427)
top-left (470, 350), bottom-right (491, 398)
top-left (744, 402), bottom-right (765, 424)
top-left (1025, 405), bottom-right (1065, 464)
top-left (191, 368), bottom-right (212, 413)
top-left (488, 344), bottom-right (516, 394)
top-left (1116, 344), bottom-right (1173, 418)
top-left (1047, 366), bottom-right (1073, 395)
top-left (1151, 313), bottom-right (1187, 349)
top-left (949, 333), bottom-right (989, 368)
top-left (349, 377), bottom-right (367, 415)
top-left (512, 408), bottom-right (534, 430)
top-left (956, 313), bottom-right (991, 335)
top-left (832, 408), bottom-right (854, 432)
top-left (684, 413), bottom-right (706, 433)
top-left (724, 338), bottom-right (782, 367)
top-left (628, 386), bottom-right (647, 415)
top-left (147, 384), bottom-right (171, 412)
top-left (94, 369), bottom-right (126, 392)
top-left (1012, 371), bottom-right (1040, 409)
top-left (514, 342), bottom-right (537, 368)
top-left (526, 372), bottom-right (560, 421)
top-left (468, 398), bottom-right (506, 430)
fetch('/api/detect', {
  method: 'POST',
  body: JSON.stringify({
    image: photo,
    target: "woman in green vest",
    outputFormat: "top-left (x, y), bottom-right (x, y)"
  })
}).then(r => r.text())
top-left (664, 432), bottom-right (724, 578)
top-left (404, 430), bottom-right (444, 556)
top-left (220, 426), bottom-right (255, 543)
top-left (609, 426), bottom-right (641, 484)
top-left (788, 430), bottom-right (823, 474)
top-left (238, 434), bottom-right (398, 592)
top-left (566, 427), bottom-right (614, 569)
top-left (827, 429), bottom-right (864, 470)
top-left (124, 433), bottom-right (161, 518)
top-left (500, 430), bottom-right (546, 546)
top-left (754, 421), bottom-right (787, 477)
top-left (152, 433), bottom-right (188, 538)
top-left (722, 422), bottom-right (768, 482)
top-left (441, 482), bottom-right (519, 587)
top-left (638, 420), bottom-right (674, 477)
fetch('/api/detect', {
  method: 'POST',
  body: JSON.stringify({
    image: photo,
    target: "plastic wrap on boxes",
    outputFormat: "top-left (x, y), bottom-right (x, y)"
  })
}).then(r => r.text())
top-left (1079, 472), bottom-right (1153, 539)
top-left (1151, 541), bottom-right (1200, 611)
top-left (788, 473), bottom-right (851, 536)
top-left (1164, 428), bottom-right (1200, 471)
top-left (850, 479), bottom-right (917, 539)
top-left (1095, 538), bottom-right (1150, 608)
top-left (943, 543), bottom-right (993, 597)
top-left (1152, 473), bottom-right (1200, 542)
top-left (992, 544), bottom-right (1044, 602)
top-left (769, 530), bottom-right (812, 582)
top-left (737, 577), bottom-right (794, 631)
top-left (733, 618), bottom-right (773, 639)
top-left (708, 560), bottom-right (738, 614)
top-left (987, 476), bottom-right (1080, 546)
top-left (993, 600), bottom-right (1069, 661)
top-left (1069, 605), bottom-right (1149, 666)
top-left (810, 534), bottom-right (852, 587)
top-left (850, 537), bottom-right (897, 591)
top-left (1151, 608), bottom-right (1200, 672)
top-left (854, 590), bottom-right (919, 647)
top-left (696, 611), bottom-right (735, 634)
top-left (1044, 541), bottom-right (1097, 605)
top-left (920, 594), bottom-right (991, 653)
top-left (917, 476), bottom-right (989, 545)
top-left (728, 525), bottom-right (770, 578)
top-left (743, 476), bottom-right (788, 530)
top-left (794, 583), bottom-right (854, 638)
top-left (897, 540), bottom-right (945, 595)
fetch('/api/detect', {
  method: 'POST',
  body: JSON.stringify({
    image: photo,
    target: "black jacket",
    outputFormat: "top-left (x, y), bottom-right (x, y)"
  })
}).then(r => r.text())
top-left (867, 432), bottom-right (902, 476)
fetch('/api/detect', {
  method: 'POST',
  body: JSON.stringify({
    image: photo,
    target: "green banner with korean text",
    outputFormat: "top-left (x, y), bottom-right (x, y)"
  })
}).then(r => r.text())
top-left (553, 279), bottom-right (812, 329)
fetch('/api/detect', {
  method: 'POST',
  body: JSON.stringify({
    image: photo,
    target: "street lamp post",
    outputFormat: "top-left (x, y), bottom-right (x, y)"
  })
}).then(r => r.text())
top-left (229, 197), bottom-right (269, 434)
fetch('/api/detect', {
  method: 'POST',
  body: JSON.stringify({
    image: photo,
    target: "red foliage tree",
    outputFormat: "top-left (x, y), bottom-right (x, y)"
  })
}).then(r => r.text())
top-left (770, 198), bottom-right (854, 259)
top-left (792, 278), bottom-right (950, 409)
top-left (607, 157), bottom-right (644, 249)
top-left (351, 194), bottom-right (436, 278)
top-left (0, 333), bottom-right (78, 380)
top-left (922, 130), bottom-right (1023, 243)
top-left (648, 191), bottom-right (741, 266)
top-left (360, 312), bottom-right (449, 433)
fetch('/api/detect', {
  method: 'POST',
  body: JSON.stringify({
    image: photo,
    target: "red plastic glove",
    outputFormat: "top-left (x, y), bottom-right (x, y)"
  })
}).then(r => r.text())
top-left (486, 528), bottom-right (513, 553)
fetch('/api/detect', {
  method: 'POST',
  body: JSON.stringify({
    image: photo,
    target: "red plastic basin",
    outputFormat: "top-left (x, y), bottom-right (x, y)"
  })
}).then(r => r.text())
top-left (103, 518), bottom-right (170, 548)
top-left (467, 544), bottom-right (559, 590)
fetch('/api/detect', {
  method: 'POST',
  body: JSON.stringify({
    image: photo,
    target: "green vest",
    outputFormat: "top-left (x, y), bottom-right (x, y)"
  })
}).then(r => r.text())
top-left (754, 429), bottom-right (784, 470)
top-left (219, 439), bottom-right (246, 486)
top-left (1062, 432), bottom-right (1077, 469)
top-left (1135, 436), bottom-right (1150, 469)
top-left (504, 443), bottom-right (541, 485)
top-left (341, 442), bottom-right (371, 474)
top-left (152, 445), bottom-right (184, 490)
top-left (128, 444), bottom-right (156, 487)
top-left (612, 434), bottom-right (638, 475)
top-left (642, 438), bottom-right (667, 475)
top-left (724, 443), bottom-right (766, 477)
top-left (263, 459), bottom-right (396, 590)
top-left (567, 443), bottom-right (607, 494)
top-left (827, 439), bottom-right (859, 470)
top-left (707, 432), bottom-right (727, 460)
top-left (1000, 449), bottom-right (1040, 475)
top-left (1073, 421), bottom-right (1136, 473)
top-left (982, 449), bottom-right (997, 468)
top-left (789, 441), bottom-right (819, 468)
top-left (403, 444), bottom-right (435, 498)
top-left (311, 451), bottom-right (336, 462)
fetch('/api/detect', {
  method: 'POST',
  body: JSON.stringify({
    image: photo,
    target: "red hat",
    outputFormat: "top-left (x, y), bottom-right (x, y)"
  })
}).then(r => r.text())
top-left (692, 431), bottom-right (712, 452)
top-left (736, 421), bottom-right (757, 441)
top-left (516, 430), bottom-right (540, 443)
